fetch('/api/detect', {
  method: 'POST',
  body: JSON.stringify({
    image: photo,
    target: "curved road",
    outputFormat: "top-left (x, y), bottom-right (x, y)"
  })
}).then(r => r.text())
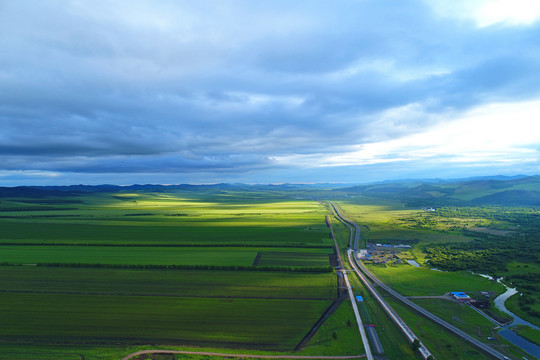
top-left (347, 250), bottom-right (432, 359)
top-left (331, 203), bottom-right (431, 358)
top-left (328, 215), bottom-right (374, 360)
top-left (353, 258), bottom-right (511, 360)
top-left (331, 202), bottom-right (512, 360)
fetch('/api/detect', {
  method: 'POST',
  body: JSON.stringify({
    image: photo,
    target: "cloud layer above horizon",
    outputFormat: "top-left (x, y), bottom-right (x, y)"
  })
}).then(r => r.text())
top-left (1, 0), bottom-right (540, 185)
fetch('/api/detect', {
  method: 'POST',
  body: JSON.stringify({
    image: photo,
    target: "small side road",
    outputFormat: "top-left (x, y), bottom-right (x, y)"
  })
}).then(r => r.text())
top-left (122, 350), bottom-right (366, 360)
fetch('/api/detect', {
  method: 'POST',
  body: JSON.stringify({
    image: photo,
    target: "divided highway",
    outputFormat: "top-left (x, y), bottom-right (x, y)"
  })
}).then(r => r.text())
top-left (330, 203), bottom-right (512, 360)
top-left (331, 203), bottom-right (432, 359)
top-left (354, 258), bottom-right (510, 360)
top-left (347, 249), bottom-right (432, 359)
top-left (328, 215), bottom-right (373, 360)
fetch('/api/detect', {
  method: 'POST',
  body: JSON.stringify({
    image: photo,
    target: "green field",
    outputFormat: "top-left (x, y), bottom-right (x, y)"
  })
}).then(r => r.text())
top-left (381, 293), bottom-right (494, 360)
top-left (411, 299), bottom-right (499, 338)
top-left (254, 251), bottom-right (331, 267)
top-left (5, 183), bottom-right (537, 359)
top-left (0, 221), bottom-right (329, 246)
top-left (0, 266), bottom-right (336, 300)
top-left (1, 292), bottom-right (330, 348)
top-left (347, 271), bottom-right (418, 359)
top-left (0, 193), bottom-right (331, 247)
top-left (0, 190), bottom-right (344, 356)
top-left (366, 263), bottom-right (505, 296)
top-left (0, 245), bottom-right (331, 267)
top-left (300, 300), bottom-right (366, 356)
top-left (332, 197), bottom-right (537, 358)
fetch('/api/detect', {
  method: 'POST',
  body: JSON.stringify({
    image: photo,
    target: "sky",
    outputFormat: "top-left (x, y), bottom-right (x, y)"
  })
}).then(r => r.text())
top-left (1, 0), bottom-right (540, 186)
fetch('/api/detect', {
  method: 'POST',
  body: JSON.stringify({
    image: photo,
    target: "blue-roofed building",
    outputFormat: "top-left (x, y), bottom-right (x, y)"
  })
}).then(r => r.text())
top-left (450, 292), bottom-right (471, 302)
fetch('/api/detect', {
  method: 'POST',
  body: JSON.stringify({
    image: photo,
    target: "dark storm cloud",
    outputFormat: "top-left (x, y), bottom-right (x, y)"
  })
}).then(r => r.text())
top-left (1, 0), bottom-right (540, 184)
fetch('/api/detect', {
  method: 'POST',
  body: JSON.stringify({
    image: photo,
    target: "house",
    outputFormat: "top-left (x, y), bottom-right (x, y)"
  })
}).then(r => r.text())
top-left (450, 292), bottom-right (471, 302)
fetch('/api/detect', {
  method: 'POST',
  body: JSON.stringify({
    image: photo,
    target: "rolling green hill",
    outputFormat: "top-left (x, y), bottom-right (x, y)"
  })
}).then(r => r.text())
top-left (342, 175), bottom-right (540, 206)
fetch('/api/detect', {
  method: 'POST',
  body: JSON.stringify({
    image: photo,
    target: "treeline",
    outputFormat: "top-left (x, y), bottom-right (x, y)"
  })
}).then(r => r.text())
top-left (0, 262), bottom-right (334, 273)
top-left (424, 234), bottom-right (540, 274)
top-left (424, 246), bottom-right (505, 274)
top-left (0, 207), bottom-right (79, 212)
top-left (398, 206), bottom-right (540, 233)
top-left (435, 206), bottom-right (540, 227)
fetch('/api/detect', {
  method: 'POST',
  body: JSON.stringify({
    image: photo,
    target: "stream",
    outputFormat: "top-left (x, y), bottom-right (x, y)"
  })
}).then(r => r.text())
top-left (494, 280), bottom-right (540, 331)
top-left (492, 279), bottom-right (540, 359)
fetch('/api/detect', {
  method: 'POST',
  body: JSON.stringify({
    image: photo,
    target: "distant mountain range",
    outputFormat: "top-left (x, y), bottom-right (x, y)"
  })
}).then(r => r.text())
top-left (341, 175), bottom-right (540, 206)
top-left (1, 176), bottom-right (539, 206)
top-left (0, 182), bottom-right (348, 198)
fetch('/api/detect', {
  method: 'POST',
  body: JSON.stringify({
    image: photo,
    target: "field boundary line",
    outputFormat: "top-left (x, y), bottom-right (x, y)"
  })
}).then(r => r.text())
top-left (121, 350), bottom-right (366, 359)
top-left (294, 294), bottom-right (348, 351)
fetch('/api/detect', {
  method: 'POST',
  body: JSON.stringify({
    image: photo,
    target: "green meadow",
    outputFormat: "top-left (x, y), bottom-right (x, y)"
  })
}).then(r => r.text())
top-left (6, 185), bottom-right (535, 359)
top-left (332, 197), bottom-right (537, 359)
top-left (382, 294), bottom-right (493, 360)
top-left (0, 190), bottom-right (344, 356)
top-left (0, 245), bottom-right (331, 267)
top-left (411, 299), bottom-right (499, 338)
top-left (0, 266), bottom-right (336, 300)
top-left (0, 292), bottom-right (330, 349)
top-left (0, 193), bottom-right (330, 247)
top-left (366, 264), bottom-right (505, 296)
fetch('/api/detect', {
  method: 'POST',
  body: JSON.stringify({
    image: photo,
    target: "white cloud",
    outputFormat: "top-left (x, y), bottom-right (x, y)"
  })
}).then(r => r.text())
top-left (427, 0), bottom-right (540, 27)
top-left (276, 98), bottom-right (540, 168)
top-left (2, 1), bottom-right (540, 184)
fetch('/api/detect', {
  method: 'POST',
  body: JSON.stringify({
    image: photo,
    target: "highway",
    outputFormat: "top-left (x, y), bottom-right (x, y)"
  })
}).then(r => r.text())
top-left (347, 249), bottom-right (433, 360)
top-left (330, 203), bottom-right (512, 360)
top-left (328, 215), bottom-right (373, 360)
top-left (331, 203), bottom-right (431, 358)
top-left (342, 266), bottom-right (374, 360)
top-left (354, 258), bottom-right (511, 360)
top-left (330, 204), bottom-right (360, 250)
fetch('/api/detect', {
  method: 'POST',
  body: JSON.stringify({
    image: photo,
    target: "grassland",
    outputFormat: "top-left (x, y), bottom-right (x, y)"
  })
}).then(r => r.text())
top-left (5, 182), bottom-right (537, 359)
top-left (299, 300), bottom-right (366, 356)
top-left (0, 193), bottom-right (330, 247)
top-left (366, 263), bottom-right (505, 296)
top-left (0, 189), bottom-right (343, 357)
top-left (347, 270), bottom-right (418, 359)
top-left (1, 292), bottom-right (331, 348)
top-left (411, 299), bottom-right (499, 338)
top-left (332, 196), bottom-right (540, 358)
top-left (506, 293), bottom-right (540, 328)
top-left (0, 266), bottom-right (336, 299)
top-left (381, 293), bottom-right (499, 360)
top-left (0, 221), bottom-right (329, 246)
top-left (254, 251), bottom-right (331, 267)
top-left (0, 245), bottom-right (332, 267)
top-left (325, 209), bottom-right (419, 359)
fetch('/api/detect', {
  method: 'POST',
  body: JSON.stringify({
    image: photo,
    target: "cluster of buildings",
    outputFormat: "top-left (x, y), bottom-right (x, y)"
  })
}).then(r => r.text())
top-left (373, 243), bottom-right (411, 249)
top-left (450, 292), bottom-right (490, 308)
top-left (357, 243), bottom-right (413, 264)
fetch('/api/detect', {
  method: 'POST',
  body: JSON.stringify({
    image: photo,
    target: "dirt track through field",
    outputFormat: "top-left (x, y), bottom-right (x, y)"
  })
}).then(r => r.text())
top-left (121, 350), bottom-right (366, 360)
top-left (294, 294), bottom-right (348, 351)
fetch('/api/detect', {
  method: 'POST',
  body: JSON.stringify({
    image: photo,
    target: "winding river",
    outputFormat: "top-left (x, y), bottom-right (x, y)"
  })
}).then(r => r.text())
top-left (492, 280), bottom-right (540, 359)
top-left (494, 280), bottom-right (540, 331)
